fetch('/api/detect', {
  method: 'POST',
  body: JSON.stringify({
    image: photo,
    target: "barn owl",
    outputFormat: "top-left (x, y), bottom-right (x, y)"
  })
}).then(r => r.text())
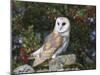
top-left (30, 17), bottom-right (70, 67)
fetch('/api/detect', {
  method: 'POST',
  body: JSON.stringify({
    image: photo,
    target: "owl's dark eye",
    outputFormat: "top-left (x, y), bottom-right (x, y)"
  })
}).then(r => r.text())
top-left (57, 22), bottom-right (59, 25)
top-left (62, 22), bottom-right (66, 26)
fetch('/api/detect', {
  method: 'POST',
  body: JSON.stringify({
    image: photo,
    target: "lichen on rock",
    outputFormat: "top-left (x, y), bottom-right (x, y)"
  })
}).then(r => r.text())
top-left (13, 64), bottom-right (35, 74)
top-left (49, 54), bottom-right (76, 71)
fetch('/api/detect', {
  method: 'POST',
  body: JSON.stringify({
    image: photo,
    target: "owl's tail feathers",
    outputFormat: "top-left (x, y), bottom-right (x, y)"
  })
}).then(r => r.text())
top-left (28, 53), bottom-right (36, 60)
top-left (28, 54), bottom-right (46, 67)
top-left (33, 57), bottom-right (46, 67)
top-left (28, 48), bottom-right (41, 60)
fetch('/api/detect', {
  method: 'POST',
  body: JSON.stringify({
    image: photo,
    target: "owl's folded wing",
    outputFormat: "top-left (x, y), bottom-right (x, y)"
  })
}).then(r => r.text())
top-left (33, 32), bottom-right (63, 67)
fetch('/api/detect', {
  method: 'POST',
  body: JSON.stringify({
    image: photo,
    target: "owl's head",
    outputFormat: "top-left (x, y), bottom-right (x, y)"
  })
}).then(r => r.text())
top-left (54, 17), bottom-right (70, 33)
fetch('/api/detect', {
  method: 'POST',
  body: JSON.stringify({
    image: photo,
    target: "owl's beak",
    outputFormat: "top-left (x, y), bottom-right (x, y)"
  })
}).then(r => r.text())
top-left (60, 26), bottom-right (62, 30)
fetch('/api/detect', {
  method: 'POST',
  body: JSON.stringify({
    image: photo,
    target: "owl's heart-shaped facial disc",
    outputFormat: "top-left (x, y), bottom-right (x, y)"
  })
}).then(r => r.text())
top-left (54, 17), bottom-right (70, 33)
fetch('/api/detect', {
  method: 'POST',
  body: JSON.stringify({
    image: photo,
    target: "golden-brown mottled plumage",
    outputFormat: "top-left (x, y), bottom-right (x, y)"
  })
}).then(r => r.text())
top-left (33, 31), bottom-right (63, 67)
